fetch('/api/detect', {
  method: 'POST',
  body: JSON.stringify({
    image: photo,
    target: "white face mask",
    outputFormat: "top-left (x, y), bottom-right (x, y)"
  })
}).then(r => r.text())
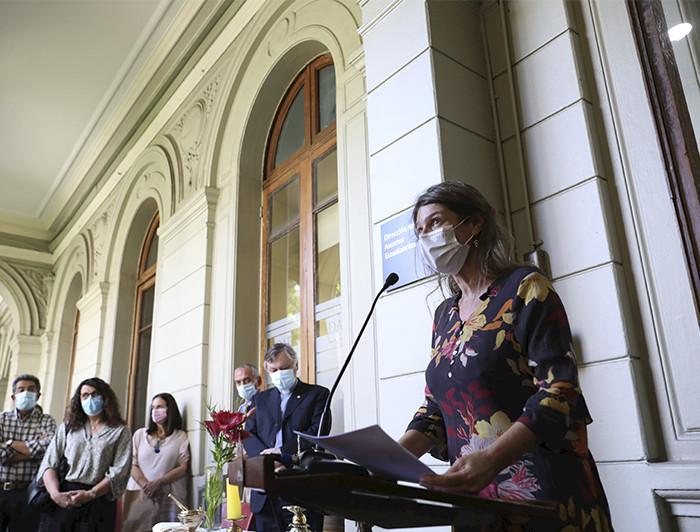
top-left (419, 219), bottom-right (474, 275)
top-left (237, 382), bottom-right (257, 401)
top-left (15, 391), bottom-right (37, 412)
top-left (270, 369), bottom-right (296, 392)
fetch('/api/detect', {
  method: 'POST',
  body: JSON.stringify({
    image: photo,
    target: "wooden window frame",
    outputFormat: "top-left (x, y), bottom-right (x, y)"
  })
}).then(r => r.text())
top-left (627, 0), bottom-right (700, 316)
top-left (127, 213), bottom-right (159, 426)
top-left (262, 55), bottom-right (337, 383)
top-left (65, 309), bottom-right (80, 407)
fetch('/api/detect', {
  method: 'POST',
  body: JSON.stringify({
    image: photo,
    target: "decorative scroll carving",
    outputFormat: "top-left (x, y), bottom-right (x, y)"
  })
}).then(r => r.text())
top-left (135, 170), bottom-right (167, 201)
top-left (13, 265), bottom-right (53, 331)
top-left (201, 75), bottom-right (220, 114)
top-left (169, 75), bottom-right (221, 199)
top-left (87, 198), bottom-right (117, 284)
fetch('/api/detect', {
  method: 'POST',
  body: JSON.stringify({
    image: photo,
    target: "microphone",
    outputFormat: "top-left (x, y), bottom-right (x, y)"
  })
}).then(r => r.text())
top-left (382, 272), bottom-right (399, 291)
top-left (317, 271), bottom-right (399, 437)
top-left (295, 272), bottom-right (399, 475)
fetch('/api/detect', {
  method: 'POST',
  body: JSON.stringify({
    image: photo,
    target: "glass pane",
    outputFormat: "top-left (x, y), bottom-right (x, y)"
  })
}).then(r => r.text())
top-left (666, 1), bottom-right (700, 135)
top-left (144, 231), bottom-right (158, 270)
top-left (314, 149), bottom-right (338, 207)
top-left (315, 203), bottom-right (342, 377)
top-left (274, 87), bottom-right (306, 167)
top-left (267, 226), bottom-right (301, 358)
top-left (140, 285), bottom-right (154, 329)
top-left (318, 65), bottom-right (336, 131)
top-left (134, 327), bottom-right (152, 429)
top-left (269, 177), bottom-right (300, 237)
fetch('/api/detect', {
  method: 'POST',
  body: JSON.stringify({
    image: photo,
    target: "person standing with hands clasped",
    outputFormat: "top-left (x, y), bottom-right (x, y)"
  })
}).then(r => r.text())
top-left (0, 374), bottom-right (56, 532)
top-left (398, 182), bottom-right (613, 531)
top-left (121, 393), bottom-right (190, 532)
top-left (36, 377), bottom-right (131, 532)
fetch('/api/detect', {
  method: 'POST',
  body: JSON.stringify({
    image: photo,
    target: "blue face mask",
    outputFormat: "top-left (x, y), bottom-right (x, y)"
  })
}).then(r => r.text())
top-left (15, 391), bottom-right (37, 412)
top-left (237, 383), bottom-right (257, 401)
top-left (270, 369), bottom-right (296, 392)
top-left (82, 396), bottom-right (104, 416)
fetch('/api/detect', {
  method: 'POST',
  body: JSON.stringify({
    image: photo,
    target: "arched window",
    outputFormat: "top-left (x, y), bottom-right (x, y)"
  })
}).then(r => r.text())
top-left (127, 213), bottom-right (159, 427)
top-left (262, 54), bottom-right (341, 385)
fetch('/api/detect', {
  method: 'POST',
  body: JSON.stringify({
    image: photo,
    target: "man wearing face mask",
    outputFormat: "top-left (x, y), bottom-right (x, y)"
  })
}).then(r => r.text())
top-left (0, 374), bottom-right (56, 532)
top-left (234, 364), bottom-right (262, 414)
top-left (243, 343), bottom-right (329, 532)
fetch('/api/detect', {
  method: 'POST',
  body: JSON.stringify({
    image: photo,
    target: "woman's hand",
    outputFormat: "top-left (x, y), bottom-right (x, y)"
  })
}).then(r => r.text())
top-left (419, 449), bottom-right (500, 494)
top-left (68, 489), bottom-right (94, 506)
top-left (143, 478), bottom-right (164, 499)
top-left (420, 422), bottom-right (539, 495)
top-left (260, 447), bottom-right (281, 455)
top-left (51, 490), bottom-right (78, 509)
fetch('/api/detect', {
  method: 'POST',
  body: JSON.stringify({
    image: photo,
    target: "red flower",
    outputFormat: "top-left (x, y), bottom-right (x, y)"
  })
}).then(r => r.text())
top-left (224, 429), bottom-right (251, 444)
top-left (205, 420), bottom-right (222, 438)
top-left (207, 410), bottom-right (251, 444)
top-left (212, 410), bottom-right (246, 432)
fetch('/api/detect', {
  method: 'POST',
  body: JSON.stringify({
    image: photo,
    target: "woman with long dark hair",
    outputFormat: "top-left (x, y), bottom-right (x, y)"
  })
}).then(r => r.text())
top-left (37, 377), bottom-right (131, 531)
top-left (121, 393), bottom-right (189, 532)
top-left (398, 181), bottom-right (613, 531)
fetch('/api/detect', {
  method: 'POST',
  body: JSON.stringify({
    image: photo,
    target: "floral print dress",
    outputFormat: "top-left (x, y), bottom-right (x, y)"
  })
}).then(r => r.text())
top-left (407, 266), bottom-right (613, 531)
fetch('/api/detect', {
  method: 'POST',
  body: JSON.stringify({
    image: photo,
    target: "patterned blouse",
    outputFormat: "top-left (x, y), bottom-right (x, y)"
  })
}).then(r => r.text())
top-left (37, 421), bottom-right (132, 500)
top-left (407, 266), bottom-right (613, 531)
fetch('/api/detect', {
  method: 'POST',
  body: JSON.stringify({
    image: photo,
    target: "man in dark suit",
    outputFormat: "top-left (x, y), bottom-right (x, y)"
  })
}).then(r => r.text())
top-left (243, 343), bottom-right (329, 532)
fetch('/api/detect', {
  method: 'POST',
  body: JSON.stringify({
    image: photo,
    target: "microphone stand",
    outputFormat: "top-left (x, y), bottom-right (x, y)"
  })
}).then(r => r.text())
top-left (295, 272), bottom-right (399, 475)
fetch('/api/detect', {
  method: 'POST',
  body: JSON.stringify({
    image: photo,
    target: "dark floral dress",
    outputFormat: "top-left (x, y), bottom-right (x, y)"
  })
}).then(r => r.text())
top-left (407, 266), bottom-right (613, 531)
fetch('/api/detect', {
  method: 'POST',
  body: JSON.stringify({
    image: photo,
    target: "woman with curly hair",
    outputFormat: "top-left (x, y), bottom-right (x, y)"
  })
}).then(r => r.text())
top-left (36, 377), bottom-right (132, 531)
top-left (121, 393), bottom-right (190, 532)
top-left (398, 181), bottom-right (613, 531)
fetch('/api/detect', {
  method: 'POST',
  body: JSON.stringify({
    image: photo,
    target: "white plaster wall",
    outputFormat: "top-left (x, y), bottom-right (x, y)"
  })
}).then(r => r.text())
top-left (72, 282), bottom-right (109, 382)
top-left (151, 188), bottom-right (219, 475)
top-left (359, 2), bottom-right (494, 531)
top-left (576, 0), bottom-right (700, 528)
top-left (360, 0), bottom-right (700, 530)
top-left (361, 0), bottom-right (502, 493)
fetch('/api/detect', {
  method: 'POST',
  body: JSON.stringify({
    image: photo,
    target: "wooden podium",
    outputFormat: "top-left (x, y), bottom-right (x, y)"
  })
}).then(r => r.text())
top-left (229, 456), bottom-right (559, 530)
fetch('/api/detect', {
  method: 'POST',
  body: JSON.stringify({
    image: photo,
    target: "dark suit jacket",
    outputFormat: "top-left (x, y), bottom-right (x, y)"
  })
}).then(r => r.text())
top-left (244, 379), bottom-right (329, 457)
top-left (243, 379), bottom-right (329, 514)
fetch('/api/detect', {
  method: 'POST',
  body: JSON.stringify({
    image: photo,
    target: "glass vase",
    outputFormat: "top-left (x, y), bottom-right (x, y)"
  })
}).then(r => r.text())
top-left (204, 466), bottom-right (224, 530)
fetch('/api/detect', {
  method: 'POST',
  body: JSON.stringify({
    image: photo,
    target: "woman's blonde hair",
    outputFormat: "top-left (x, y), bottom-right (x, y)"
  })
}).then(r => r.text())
top-left (412, 181), bottom-right (517, 295)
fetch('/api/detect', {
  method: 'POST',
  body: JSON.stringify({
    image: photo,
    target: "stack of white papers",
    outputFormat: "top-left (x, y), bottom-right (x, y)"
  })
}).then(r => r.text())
top-left (296, 424), bottom-right (435, 484)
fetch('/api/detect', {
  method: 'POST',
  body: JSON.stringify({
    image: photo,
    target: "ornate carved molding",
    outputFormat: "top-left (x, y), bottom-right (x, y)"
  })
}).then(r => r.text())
top-left (10, 263), bottom-right (53, 331)
top-left (169, 75), bottom-right (222, 199)
top-left (86, 198), bottom-right (117, 285)
top-left (134, 169), bottom-right (168, 201)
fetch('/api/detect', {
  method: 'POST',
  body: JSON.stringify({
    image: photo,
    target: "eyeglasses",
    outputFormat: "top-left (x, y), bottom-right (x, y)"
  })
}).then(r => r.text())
top-left (80, 391), bottom-right (101, 400)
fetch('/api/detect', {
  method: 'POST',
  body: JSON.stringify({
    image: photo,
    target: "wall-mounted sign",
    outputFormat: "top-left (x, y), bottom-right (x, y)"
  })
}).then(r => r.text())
top-left (380, 210), bottom-right (425, 290)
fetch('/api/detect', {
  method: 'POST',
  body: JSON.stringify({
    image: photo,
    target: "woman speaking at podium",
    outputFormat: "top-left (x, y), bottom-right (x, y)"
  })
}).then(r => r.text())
top-left (398, 182), bottom-right (613, 531)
